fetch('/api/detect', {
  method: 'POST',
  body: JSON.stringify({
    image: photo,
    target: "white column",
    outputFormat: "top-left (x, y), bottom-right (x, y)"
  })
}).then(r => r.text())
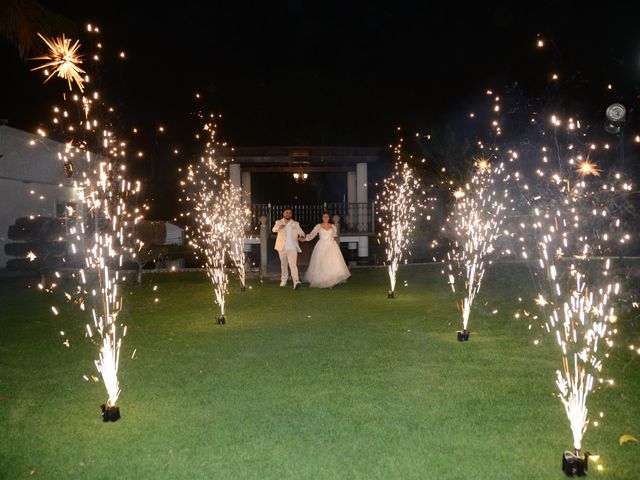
top-left (229, 163), bottom-right (241, 190)
top-left (347, 170), bottom-right (356, 230)
top-left (356, 163), bottom-right (367, 203)
top-left (228, 164), bottom-right (244, 266)
top-left (356, 162), bottom-right (368, 231)
top-left (347, 171), bottom-right (356, 203)
top-left (241, 170), bottom-right (251, 206)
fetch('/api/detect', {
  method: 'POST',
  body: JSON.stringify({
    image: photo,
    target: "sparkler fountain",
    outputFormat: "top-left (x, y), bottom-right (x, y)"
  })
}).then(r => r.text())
top-left (377, 142), bottom-right (424, 298)
top-left (445, 157), bottom-right (510, 341)
top-left (182, 116), bottom-right (232, 324)
top-left (31, 25), bottom-right (141, 421)
top-left (520, 115), bottom-right (631, 475)
top-left (78, 160), bottom-right (140, 422)
top-left (224, 183), bottom-right (250, 291)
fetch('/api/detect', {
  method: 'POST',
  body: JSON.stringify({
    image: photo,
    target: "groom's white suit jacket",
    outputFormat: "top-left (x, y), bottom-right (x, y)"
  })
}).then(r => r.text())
top-left (272, 219), bottom-right (305, 253)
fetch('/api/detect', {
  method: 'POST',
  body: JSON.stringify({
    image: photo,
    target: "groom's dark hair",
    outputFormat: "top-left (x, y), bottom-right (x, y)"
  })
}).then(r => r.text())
top-left (283, 207), bottom-right (293, 214)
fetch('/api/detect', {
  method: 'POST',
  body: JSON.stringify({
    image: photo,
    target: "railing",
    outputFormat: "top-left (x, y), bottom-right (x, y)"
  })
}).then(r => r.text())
top-left (250, 203), bottom-right (376, 233)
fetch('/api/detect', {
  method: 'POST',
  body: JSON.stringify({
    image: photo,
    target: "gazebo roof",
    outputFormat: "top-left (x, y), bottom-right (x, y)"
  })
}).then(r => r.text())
top-left (231, 146), bottom-right (383, 173)
top-left (234, 146), bottom-right (382, 160)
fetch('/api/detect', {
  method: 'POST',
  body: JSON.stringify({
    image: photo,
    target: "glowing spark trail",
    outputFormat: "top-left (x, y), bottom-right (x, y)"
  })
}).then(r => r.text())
top-left (31, 26), bottom-right (141, 416)
top-left (224, 183), bottom-right (250, 290)
top-left (532, 187), bottom-right (622, 453)
top-left (71, 157), bottom-right (140, 409)
top-left (182, 115), bottom-right (233, 322)
top-left (31, 33), bottom-right (86, 92)
top-left (377, 145), bottom-right (425, 297)
top-left (445, 158), bottom-right (510, 335)
top-left (522, 114), bottom-right (629, 454)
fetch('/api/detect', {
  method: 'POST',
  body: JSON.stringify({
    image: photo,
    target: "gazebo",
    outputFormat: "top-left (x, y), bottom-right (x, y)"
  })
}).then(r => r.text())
top-left (228, 146), bottom-right (383, 270)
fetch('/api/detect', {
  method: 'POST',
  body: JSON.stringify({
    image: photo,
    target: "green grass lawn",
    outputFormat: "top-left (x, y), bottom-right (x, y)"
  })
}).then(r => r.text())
top-left (1, 264), bottom-right (639, 479)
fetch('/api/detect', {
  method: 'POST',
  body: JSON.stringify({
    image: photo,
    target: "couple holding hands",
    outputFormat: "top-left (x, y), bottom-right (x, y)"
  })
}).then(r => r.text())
top-left (272, 208), bottom-right (351, 289)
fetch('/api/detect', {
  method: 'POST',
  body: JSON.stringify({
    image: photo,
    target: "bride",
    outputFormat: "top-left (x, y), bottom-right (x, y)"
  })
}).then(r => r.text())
top-left (303, 212), bottom-right (351, 288)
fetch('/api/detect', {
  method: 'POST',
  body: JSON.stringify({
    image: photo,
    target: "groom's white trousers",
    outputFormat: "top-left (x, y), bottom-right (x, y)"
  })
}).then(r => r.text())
top-left (279, 249), bottom-right (299, 283)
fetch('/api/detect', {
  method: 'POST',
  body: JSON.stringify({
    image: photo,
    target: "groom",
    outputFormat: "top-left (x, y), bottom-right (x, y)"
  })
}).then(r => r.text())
top-left (272, 208), bottom-right (306, 289)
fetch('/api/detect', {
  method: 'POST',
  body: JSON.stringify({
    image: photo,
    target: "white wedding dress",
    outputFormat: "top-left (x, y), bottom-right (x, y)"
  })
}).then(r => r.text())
top-left (304, 224), bottom-right (351, 288)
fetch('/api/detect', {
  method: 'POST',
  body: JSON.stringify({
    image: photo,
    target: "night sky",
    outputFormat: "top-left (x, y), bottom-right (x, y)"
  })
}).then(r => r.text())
top-left (2, 1), bottom-right (640, 217)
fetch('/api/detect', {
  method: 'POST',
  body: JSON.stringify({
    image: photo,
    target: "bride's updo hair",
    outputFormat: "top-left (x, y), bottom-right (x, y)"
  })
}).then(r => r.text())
top-left (322, 211), bottom-right (332, 223)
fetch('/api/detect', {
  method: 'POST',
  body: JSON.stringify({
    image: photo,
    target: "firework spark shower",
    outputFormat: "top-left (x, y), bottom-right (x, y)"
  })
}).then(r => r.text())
top-left (181, 114), bottom-right (234, 323)
top-left (445, 157), bottom-right (512, 339)
top-left (520, 115), bottom-right (632, 459)
top-left (377, 141), bottom-right (425, 298)
top-left (224, 183), bottom-right (250, 291)
top-left (31, 25), bottom-right (142, 420)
